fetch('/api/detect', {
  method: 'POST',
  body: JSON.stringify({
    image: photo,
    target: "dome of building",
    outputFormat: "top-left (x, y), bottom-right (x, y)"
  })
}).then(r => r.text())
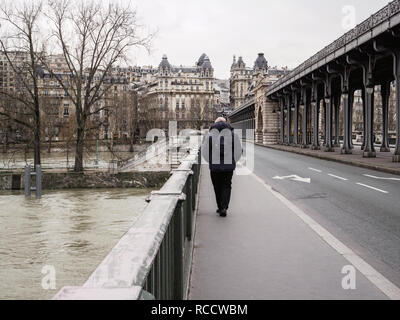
top-left (201, 56), bottom-right (212, 69)
top-left (159, 54), bottom-right (171, 70)
top-left (197, 53), bottom-right (207, 67)
top-left (237, 56), bottom-right (245, 68)
top-left (254, 53), bottom-right (268, 70)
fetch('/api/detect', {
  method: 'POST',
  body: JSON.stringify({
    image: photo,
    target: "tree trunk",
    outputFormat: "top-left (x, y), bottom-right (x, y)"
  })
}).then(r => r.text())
top-left (33, 128), bottom-right (41, 170)
top-left (74, 126), bottom-right (85, 172)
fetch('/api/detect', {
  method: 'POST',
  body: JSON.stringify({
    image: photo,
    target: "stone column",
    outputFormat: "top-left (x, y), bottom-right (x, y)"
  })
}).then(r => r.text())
top-left (380, 81), bottom-right (391, 152)
top-left (363, 86), bottom-right (376, 158)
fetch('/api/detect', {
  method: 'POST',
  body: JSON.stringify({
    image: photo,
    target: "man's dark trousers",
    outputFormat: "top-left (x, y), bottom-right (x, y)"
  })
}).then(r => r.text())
top-left (210, 171), bottom-right (234, 211)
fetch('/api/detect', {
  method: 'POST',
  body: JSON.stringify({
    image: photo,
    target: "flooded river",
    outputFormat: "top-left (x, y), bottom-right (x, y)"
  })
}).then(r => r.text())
top-left (0, 188), bottom-right (151, 300)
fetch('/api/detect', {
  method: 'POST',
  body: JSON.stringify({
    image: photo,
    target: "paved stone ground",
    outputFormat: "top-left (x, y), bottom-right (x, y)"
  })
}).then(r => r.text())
top-left (189, 166), bottom-right (389, 300)
top-left (257, 143), bottom-right (400, 176)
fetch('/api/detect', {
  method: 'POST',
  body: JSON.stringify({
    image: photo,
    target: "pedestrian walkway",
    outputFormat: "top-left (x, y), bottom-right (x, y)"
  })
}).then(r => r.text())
top-left (189, 166), bottom-right (391, 300)
top-left (258, 144), bottom-right (400, 176)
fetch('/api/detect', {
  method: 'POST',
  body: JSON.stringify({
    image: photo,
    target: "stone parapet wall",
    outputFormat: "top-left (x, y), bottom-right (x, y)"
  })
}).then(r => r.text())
top-left (0, 171), bottom-right (170, 191)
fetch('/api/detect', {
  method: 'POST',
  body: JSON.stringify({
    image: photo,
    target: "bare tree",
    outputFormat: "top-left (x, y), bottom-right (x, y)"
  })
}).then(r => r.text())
top-left (41, 95), bottom-right (61, 153)
top-left (42, 0), bottom-right (154, 172)
top-left (0, 0), bottom-right (44, 168)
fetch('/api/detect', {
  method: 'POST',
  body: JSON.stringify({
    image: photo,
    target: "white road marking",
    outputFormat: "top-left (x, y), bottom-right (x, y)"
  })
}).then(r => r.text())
top-left (356, 183), bottom-right (389, 194)
top-left (273, 175), bottom-right (311, 184)
top-left (328, 174), bottom-right (348, 181)
top-left (363, 174), bottom-right (400, 181)
top-left (309, 167), bottom-right (322, 173)
top-left (251, 172), bottom-right (400, 300)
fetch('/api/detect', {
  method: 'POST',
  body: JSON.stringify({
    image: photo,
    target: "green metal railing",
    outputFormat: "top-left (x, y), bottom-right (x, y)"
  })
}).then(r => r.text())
top-left (53, 146), bottom-right (201, 300)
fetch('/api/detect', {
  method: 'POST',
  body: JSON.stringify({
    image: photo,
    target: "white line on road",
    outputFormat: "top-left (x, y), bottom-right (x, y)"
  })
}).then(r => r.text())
top-left (309, 167), bottom-right (322, 173)
top-left (363, 174), bottom-right (400, 181)
top-left (250, 171), bottom-right (400, 300)
top-left (356, 183), bottom-right (389, 194)
top-left (328, 174), bottom-right (348, 181)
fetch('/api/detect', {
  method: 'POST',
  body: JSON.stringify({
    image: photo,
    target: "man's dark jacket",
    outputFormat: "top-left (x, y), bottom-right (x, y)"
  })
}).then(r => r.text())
top-left (202, 122), bottom-right (242, 172)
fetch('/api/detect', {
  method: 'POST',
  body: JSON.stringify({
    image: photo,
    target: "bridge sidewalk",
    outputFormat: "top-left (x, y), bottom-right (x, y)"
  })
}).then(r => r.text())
top-left (189, 165), bottom-right (388, 300)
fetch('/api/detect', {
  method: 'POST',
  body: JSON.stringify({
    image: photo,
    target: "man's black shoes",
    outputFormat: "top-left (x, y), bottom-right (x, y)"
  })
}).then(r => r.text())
top-left (219, 209), bottom-right (227, 217)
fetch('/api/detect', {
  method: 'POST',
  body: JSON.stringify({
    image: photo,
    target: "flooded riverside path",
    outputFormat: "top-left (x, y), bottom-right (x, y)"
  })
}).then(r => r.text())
top-left (0, 188), bottom-right (151, 300)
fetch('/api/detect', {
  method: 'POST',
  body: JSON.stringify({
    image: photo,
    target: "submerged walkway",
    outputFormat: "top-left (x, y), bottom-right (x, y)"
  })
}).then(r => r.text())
top-left (189, 165), bottom-right (392, 300)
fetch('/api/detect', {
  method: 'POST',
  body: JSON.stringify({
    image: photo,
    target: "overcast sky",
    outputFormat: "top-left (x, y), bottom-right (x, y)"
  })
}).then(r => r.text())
top-left (130, 0), bottom-right (390, 79)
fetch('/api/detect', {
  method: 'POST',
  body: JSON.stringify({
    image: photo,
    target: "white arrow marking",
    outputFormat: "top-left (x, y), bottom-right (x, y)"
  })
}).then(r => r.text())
top-left (363, 174), bottom-right (400, 181)
top-left (273, 175), bottom-right (311, 184)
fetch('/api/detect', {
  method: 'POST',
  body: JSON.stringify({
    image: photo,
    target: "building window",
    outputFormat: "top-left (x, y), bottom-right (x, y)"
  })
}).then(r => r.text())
top-left (63, 107), bottom-right (69, 116)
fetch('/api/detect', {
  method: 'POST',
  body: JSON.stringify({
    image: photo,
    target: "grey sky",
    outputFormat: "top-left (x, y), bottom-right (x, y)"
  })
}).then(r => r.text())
top-left (131, 0), bottom-right (390, 79)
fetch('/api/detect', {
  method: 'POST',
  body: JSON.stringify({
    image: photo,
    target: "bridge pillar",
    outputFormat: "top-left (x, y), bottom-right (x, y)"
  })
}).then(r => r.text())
top-left (394, 51), bottom-right (400, 162)
top-left (285, 94), bottom-right (291, 145)
top-left (324, 97), bottom-right (334, 152)
top-left (333, 94), bottom-right (340, 147)
top-left (279, 98), bottom-right (285, 144)
top-left (301, 86), bottom-right (308, 148)
top-left (380, 81), bottom-right (391, 152)
top-left (349, 89), bottom-right (355, 150)
top-left (320, 99), bottom-right (325, 146)
top-left (363, 86), bottom-right (376, 158)
top-left (311, 82), bottom-right (320, 150)
top-left (293, 92), bottom-right (299, 145)
top-left (341, 90), bottom-right (353, 154)
top-left (361, 88), bottom-right (367, 151)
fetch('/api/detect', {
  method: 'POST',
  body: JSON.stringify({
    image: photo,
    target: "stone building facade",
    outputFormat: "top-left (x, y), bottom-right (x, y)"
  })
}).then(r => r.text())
top-left (229, 53), bottom-right (287, 145)
top-left (136, 54), bottom-right (217, 135)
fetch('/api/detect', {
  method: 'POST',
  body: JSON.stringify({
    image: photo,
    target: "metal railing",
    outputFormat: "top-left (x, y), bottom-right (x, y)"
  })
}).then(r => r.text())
top-left (53, 146), bottom-right (201, 300)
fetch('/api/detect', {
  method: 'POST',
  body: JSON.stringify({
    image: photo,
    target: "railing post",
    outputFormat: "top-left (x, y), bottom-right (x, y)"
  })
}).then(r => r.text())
top-left (173, 201), bottom-right (184, 300)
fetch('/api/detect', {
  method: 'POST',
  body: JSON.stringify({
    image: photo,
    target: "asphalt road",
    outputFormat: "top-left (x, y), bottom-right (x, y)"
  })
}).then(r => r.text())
top-left (248, 144), bottom-right (400, 288)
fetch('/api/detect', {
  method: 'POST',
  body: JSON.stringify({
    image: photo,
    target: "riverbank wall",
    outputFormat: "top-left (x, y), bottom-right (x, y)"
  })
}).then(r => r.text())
top-left (0, 171), bottom-right (170, 191)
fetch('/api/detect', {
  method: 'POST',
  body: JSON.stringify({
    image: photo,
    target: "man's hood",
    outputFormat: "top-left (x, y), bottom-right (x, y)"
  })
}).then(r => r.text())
top-left (210, 121), bottom-right (233, 132)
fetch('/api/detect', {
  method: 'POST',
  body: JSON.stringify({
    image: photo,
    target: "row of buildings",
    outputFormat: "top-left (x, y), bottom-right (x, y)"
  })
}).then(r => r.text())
top-left (0, 51), bottom-right (229, 145)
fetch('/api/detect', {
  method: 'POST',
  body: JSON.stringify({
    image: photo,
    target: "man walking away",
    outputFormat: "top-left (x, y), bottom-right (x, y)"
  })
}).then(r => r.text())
top-left (202, 117), bottom-right (242, 217)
